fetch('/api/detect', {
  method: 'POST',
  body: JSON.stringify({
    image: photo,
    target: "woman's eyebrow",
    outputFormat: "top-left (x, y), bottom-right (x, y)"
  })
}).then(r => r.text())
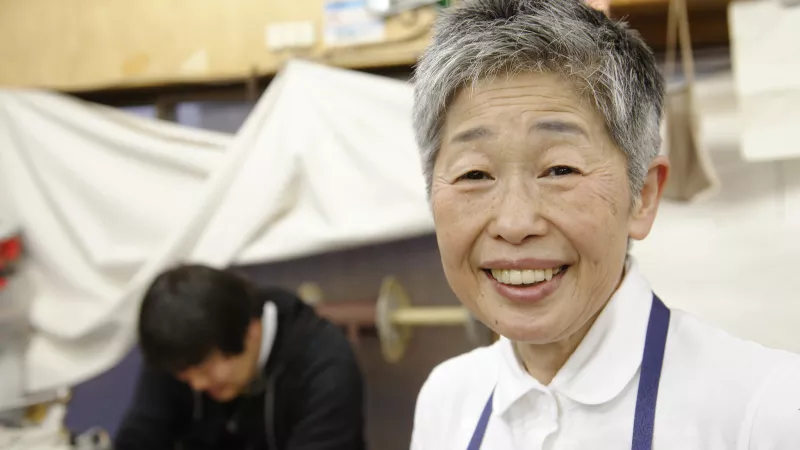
top-left (530, 119), bottom-right (587, 137)
top-left (449, 126), bottom-right (495, 144)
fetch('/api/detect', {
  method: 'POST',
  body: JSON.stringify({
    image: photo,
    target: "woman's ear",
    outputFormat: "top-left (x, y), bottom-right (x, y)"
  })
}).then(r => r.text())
top-left (628, 155), bottom-right (670, 240)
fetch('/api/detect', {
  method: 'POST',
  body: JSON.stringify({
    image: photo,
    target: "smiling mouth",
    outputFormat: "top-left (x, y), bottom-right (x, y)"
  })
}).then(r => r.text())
top-left (483, 265), bottom-right (569, 287)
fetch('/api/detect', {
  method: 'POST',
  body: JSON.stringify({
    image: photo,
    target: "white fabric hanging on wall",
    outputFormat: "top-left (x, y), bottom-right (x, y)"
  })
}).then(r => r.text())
top-left (0, 60), bottom-right (433, 394)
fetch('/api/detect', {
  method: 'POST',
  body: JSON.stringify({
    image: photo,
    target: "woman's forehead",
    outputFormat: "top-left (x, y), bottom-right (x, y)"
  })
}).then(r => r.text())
top-left (448, 73), bottom-right (597, 120)
top-left (443, 73), bottom-right (606, 144)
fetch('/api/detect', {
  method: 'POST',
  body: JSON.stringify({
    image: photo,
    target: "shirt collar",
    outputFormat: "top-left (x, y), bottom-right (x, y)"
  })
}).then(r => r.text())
top-left (494, 257), bottom-right (654, 414)
top-left (258, 301), bottom-right (278, 369)
top-left (244, 301), bottom-right (278, 395)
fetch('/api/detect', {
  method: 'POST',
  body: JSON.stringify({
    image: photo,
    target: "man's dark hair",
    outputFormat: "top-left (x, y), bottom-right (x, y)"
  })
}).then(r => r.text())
top-left (138, 264), bottom-right (263, 373)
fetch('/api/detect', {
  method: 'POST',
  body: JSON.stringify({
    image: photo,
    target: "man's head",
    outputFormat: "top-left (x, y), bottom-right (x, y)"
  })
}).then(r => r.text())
top-left (138, 264), bottom-right (265, 402)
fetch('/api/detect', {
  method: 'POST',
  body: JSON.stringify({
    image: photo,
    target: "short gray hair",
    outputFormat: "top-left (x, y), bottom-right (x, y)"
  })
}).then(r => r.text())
top-left (412, 0), bottom-right (664, 196)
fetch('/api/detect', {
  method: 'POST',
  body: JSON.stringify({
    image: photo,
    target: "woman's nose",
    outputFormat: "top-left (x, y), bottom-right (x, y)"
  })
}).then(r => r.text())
top-left (488, 188), bottom-right (548, 244)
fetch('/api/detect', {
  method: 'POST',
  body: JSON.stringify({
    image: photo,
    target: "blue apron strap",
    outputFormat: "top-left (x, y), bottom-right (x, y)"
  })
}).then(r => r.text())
top-left (631, 294), bottom-right (670, 450)
top-left (464, 293), bottom-right (670, 450)
top-left (466, 388), bottom-right (494, 450)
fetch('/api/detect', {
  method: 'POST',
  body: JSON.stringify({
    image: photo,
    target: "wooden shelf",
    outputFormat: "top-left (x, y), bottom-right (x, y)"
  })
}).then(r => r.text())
top-left (40, 0), bottom-right (733, 104)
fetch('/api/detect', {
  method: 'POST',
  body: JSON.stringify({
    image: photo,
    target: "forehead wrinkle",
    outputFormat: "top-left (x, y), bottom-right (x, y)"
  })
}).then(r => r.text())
top-left (460, 74), bottom-right (586, 104)
top-left (455, 93), bottom-right (593, 130)
top-left (462, 91), bottom-right (581, 114)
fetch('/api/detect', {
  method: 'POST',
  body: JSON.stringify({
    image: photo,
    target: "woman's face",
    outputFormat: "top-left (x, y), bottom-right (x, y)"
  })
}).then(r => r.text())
top-left (431, 71), bottom-right (666, 344)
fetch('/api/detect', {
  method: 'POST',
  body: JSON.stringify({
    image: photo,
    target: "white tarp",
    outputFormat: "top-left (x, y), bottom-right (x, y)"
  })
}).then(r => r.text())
top-left (0, 59), bottom-right (798, 403)
top-left (0, 60), bottom-right (433, 394)
top-left (729, 0), bottom-right (800, 161)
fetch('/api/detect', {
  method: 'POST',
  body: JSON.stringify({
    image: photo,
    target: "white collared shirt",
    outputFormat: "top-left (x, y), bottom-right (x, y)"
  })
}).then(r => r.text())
top-left (410, 260), bottom-right (800, 449)
top-left (258, 301), bottom-right (278, 369)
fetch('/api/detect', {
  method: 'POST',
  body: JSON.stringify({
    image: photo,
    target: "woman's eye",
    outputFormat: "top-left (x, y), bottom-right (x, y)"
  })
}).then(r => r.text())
top-left (457, 170), bottom-right (492, 181)
top-left (546, 165), bottom-right (579, 177)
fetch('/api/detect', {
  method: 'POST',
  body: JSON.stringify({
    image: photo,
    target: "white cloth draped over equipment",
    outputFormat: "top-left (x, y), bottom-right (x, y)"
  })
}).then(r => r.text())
top-left (0, 60), bottom-right (433, 395)
top-left (0, 59), bottom-right (797, 402)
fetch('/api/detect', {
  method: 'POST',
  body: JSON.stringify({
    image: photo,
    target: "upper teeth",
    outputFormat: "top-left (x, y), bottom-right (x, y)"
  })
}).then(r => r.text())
top-left (490, 267), bottom-right (562, 285)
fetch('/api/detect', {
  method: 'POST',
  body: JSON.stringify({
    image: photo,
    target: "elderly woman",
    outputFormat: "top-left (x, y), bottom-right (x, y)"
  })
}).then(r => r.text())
top-left (409, 1), bottom-right (800, 449)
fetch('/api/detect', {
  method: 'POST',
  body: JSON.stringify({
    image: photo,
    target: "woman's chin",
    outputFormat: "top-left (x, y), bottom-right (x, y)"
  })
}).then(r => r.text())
top-left (489, 318), bottom-right (559, 344)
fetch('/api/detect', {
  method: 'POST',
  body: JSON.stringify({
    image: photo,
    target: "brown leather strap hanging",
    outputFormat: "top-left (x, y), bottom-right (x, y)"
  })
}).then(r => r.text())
top-left (661, 0), bottom-right (720, 202)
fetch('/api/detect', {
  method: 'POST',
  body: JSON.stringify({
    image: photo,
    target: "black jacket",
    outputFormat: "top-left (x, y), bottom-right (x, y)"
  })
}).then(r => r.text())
top-left (115, 287), bottom-right (367, 450)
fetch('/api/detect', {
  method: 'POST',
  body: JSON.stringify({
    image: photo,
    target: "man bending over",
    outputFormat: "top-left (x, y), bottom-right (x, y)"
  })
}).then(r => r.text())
top-left (116, 264), bottom-right (366, 450)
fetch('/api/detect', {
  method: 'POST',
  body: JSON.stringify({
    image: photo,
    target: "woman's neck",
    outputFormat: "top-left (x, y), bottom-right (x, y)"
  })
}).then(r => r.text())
top-left (513, 315), bottom-right (599, 385)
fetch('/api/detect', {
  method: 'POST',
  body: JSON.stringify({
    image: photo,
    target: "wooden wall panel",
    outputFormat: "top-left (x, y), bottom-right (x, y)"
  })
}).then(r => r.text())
top-left (0, 0), bottom-right (435, 91)
top-left (0, 0), bottom-right (730, 93)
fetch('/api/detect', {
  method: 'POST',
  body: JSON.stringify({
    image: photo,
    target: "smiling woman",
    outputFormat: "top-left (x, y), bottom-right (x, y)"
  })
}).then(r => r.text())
top-left (409, 1), bottom-right (800, 450)
top-left (433, 70), bottom-right (651, 351)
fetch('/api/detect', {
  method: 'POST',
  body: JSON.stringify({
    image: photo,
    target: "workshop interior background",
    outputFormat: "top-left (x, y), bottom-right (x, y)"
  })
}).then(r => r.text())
top-left (1, 1), bottom-right (799, 449)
